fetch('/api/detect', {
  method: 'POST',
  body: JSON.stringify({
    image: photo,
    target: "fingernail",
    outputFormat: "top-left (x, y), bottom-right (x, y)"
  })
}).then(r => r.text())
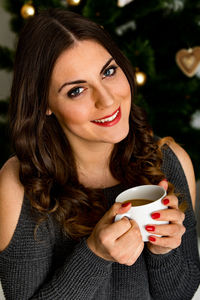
top-left (151, 212), bottom-right (160, 219)
top-left (121, 202), bottom-right (131, 207)
top-left (149, 236), bottom-right (156, 242)
top-left (163, 178), bottom-right (168, 182)
top-left (145, 225), bottom-right (155, 231)
top-left (163, 198), bottom-right (169, 205)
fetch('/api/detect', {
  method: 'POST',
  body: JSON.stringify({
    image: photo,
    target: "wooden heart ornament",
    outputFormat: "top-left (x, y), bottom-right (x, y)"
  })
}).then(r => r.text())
top-left (175, 47), bottom-right (200, 77)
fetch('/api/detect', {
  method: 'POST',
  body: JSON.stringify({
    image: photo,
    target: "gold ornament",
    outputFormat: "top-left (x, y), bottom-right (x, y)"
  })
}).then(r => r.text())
top-left (21, 2), bottom-right (35, 19)
top-left (135, 70), bottom-right (147, 85)
top-left (175, 47), bottom-right (200, 77)
top-left (67, 0), bottom-right (81, 6)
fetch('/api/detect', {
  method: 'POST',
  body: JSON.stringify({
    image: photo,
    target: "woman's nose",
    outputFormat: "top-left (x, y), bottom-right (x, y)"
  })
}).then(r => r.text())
top-left (94, 86), bottom-right (115, 109)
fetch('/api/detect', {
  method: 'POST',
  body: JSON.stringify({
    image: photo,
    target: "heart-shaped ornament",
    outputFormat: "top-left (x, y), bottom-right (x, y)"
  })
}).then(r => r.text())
top-left (175, 47), bottom-right (200, 77)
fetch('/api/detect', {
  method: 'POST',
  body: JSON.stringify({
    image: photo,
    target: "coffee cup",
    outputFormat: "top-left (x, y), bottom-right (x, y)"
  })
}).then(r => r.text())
top-left (115, 185), bottom-right (168, 242)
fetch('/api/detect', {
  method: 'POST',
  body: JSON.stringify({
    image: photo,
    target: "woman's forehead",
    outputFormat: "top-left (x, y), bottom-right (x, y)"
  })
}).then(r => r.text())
top-left (51, 40), bottom-right (112, 81)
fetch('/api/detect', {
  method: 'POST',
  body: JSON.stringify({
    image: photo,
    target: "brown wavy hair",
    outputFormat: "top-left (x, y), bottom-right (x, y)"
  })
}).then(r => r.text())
top-left (9, 9), bottom-right (173, 239)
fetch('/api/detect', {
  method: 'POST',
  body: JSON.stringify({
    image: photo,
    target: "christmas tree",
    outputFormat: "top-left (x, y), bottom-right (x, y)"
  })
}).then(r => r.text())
top-left (0, 0), bottom-right (200, 178)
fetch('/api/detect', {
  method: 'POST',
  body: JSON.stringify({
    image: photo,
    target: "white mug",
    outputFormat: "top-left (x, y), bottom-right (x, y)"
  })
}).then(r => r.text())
top-left (115, 185), bottom-right (168, 242)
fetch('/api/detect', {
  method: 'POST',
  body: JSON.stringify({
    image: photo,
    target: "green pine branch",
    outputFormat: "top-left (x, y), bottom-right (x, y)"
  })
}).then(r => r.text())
top-left (0, 46), bottom-right (14, 71)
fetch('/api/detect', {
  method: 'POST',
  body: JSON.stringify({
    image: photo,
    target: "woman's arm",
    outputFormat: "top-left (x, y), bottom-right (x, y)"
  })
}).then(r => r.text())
top-left (0, 158), bottom-right (113, 300)
top-left (169, 141), bottom-right (196, 208)
top-left (144, 141), bottom-right (200, 300)
top-left (0, 157), bottom-right (24, 252)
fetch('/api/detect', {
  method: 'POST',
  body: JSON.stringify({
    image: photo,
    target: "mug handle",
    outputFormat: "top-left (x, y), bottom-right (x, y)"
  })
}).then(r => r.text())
top-left (114, 213), bottom-right (131, 222)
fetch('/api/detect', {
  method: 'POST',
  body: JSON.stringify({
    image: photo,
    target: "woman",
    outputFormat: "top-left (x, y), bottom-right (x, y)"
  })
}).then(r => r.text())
top-left (0, 8), bottom-right (199, 300)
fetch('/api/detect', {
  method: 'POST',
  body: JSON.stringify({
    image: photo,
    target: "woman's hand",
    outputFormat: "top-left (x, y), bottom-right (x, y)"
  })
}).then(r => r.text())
top-left (146, 180), bottom-right (186, 255)
top-left (87, 202), bottom-right (144, 266)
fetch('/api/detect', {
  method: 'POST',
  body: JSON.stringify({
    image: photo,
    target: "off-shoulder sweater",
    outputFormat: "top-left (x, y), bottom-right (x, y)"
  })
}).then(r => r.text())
top-left (0, 145), bottom-right (200, 299)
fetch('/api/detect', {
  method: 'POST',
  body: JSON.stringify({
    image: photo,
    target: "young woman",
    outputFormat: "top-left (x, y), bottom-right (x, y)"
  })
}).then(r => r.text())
top-left (0, 8), bottom-right (199, 300)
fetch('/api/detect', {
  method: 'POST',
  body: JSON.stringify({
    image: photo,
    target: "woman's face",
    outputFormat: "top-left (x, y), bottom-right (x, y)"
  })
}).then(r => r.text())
top-left (48, 40), bottom-right (131, 150)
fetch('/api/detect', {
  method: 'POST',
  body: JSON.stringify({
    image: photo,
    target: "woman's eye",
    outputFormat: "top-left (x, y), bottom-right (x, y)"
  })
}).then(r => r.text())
top-left (67, 87), bottom-right (84, 98)
top-left (103, 66), bottom-right (117, 78)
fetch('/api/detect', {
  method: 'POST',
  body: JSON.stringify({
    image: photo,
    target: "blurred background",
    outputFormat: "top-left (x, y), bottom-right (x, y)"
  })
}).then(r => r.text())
top-left (0, 0), bottom-right (199, 298)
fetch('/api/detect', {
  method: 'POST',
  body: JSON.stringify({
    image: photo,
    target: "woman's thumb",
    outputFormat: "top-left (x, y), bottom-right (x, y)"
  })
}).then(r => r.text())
top-left (103, 202), bottom-right (132, 224)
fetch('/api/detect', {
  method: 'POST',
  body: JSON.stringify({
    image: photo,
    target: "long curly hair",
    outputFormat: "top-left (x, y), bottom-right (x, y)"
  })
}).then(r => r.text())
top-left (9, 9), bottom-right (172, 239)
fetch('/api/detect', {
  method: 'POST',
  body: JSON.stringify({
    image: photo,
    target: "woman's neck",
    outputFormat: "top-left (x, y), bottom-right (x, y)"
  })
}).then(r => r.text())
top-left (72, 142), bottom-right (119, 188)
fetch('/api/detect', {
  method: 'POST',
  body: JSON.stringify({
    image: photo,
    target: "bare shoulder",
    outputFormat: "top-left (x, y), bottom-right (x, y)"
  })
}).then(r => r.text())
top-left (0, 156), bottom-right (24, 251)
top-left (168, 141), bottom-right (196, 209)
top-left (0, 156), bottom-right (24, 196)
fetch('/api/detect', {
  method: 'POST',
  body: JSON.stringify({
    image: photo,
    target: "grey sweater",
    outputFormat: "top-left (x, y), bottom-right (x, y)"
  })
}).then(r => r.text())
top-left (0, 146), bottom-right (200, 299)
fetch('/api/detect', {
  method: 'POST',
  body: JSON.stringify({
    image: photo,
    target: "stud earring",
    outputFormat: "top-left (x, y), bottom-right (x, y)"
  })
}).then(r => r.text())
top-left (46, 109), bottom-right (52, 116)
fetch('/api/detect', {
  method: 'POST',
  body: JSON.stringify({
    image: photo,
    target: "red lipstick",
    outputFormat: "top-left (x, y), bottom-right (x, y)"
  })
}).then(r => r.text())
top-left (91, 107), bottom-right (121, 127)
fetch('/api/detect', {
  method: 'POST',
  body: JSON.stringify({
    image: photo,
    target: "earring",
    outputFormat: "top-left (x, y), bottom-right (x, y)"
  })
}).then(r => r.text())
top-left (46, 109), bottom-right (52, 116)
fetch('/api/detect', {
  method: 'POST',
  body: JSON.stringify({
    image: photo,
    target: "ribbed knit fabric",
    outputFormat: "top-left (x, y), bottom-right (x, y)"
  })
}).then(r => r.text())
top-left (0, 145), bottom-right (200, 299)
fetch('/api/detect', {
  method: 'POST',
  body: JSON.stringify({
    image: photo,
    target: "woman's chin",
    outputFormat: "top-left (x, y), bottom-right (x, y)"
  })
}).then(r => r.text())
top-left (109, 126), bottom-right (130, 144)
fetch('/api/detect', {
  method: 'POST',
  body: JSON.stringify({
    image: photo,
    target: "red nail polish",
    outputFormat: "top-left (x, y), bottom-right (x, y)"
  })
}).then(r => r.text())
top-left (163, 198), bottom-right (169, 205)
top-left (151, 213), bottom-right (160, 219)
top-left (122, 202), bottom-right (131, 207)
top-left (145, 225), bottom-right (155, 231)
top-left (149, 236), bottom-right (156, 242)
top-left (163, 178), bottom-right (168, 182)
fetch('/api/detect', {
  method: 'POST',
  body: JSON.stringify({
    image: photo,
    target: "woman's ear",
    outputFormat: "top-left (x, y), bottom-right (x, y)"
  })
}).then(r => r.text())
top-left (46, 108), bottom-right (52, 116)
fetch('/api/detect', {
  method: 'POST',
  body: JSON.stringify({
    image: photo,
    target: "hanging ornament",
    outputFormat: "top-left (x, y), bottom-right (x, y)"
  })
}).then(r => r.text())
top-left (116, 20), bottom-right (136, 36)
top-left (135, 70), bottom-right (147, 86)
top-left (66, 0), bottom-right (81, 6)
top-left (163, 0), bottom-right (185, 12)
top-left (117, 0), bottom-right (134, 8)
top-left (175, 47), bottom-right (200, 77)
top-left (21, 1), bottom-right (35, 19)
top-left (190, 110), bottom-right (200, 130)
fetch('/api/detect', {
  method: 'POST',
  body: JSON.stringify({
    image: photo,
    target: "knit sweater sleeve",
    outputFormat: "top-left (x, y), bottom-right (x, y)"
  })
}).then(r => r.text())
top-left (30, 239), bottom-right (113, 300)
top-left (144, 145), bottom-right (200, 300)
top-left (0, 198), bottom-right (113, 300)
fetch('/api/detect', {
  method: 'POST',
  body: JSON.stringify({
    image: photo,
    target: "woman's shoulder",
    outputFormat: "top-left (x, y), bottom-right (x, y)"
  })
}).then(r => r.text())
top-left (0, 156), bottom-right (24, 196)
top-left (0, 156), bottom-right (24, 251)
top-left (162, 139), bottom-right (196, 208)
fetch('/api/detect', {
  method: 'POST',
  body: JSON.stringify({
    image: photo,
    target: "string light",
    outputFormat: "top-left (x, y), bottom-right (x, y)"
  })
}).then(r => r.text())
top-left (66, 0), bottom-right (81, 6)
top-left (135, 70), bottom-right (147, 85)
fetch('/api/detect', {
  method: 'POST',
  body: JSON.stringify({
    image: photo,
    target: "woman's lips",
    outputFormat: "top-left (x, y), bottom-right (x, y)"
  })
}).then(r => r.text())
top-left (91, 107), bottom-right (121, 127)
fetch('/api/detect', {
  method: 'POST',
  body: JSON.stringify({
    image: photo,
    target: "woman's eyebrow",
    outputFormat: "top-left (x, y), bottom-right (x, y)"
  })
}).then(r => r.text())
top-left (58, 57), bottom-right (114, 93)
top-left (100, 57), bottom-right (114, 75)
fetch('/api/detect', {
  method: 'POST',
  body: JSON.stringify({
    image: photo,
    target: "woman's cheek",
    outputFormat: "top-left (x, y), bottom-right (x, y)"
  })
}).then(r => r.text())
top-left (60, 103), bottom-right (92, 125)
